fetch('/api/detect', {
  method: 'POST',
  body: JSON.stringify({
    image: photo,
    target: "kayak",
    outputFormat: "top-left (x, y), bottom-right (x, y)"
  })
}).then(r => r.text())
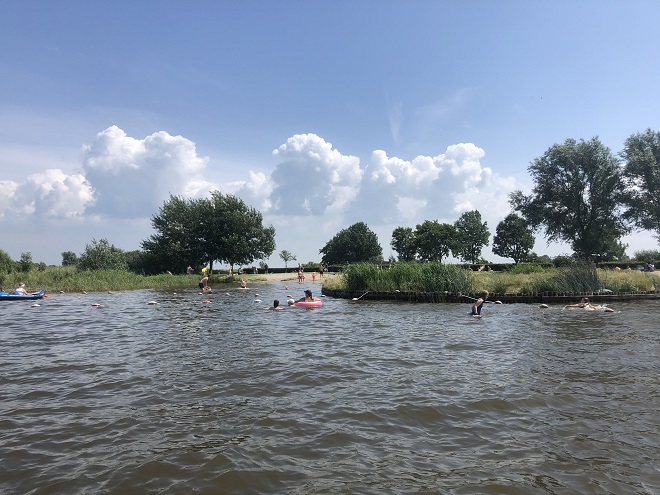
top-left (0, 290), bottom-right (46, 301)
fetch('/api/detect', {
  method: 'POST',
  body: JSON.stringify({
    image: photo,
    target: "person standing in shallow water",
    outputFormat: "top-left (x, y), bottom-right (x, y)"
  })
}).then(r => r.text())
top-left (471, 290), bottom-right (489, 316)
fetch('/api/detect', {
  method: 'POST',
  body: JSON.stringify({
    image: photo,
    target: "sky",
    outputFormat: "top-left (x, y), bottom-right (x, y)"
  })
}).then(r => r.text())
top-left (1, 1), bottom-right (659, 267)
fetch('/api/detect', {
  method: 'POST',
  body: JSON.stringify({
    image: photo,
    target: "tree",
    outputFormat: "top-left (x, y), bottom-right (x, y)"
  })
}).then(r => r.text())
top-left (61, 251), bottom-right (78, 266)
top-left (279, 250), bottom-right (297, 271)
top-left (203, 191), bottom-right (276, 271)
top-left (510, 137), bottom-right (629, 261)
top-left (142, 192), bottom-right (276, 274)
top-left (453, 210), bottom-right (490, 264)
top-left (414, 220), bottom-right (457, 262)
top-left (0, 248), bottom-right (14, 273)
top-left (621, 128), bottom-right (660, 240)
top-left (391, 227), bottom-right (417, 261)
top-left (19, 252), bottom-right (33, 272)
top-left (77, 238), bottom-right (128, 271)
top-left (492, 213), bottom-right (535, 263)
top-left (320, 222), bottom-right (383, 265)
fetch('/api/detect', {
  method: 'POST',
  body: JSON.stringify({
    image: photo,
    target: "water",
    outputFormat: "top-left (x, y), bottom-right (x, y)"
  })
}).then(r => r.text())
top-left (1, 284), bottom-right (659, 494)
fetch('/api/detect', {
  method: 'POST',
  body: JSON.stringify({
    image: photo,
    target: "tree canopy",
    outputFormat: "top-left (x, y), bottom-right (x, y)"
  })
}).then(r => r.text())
top-left (453, 210), bottom-right (490, 264)
top-left (492, 213), bottom-right (535, 263)
top-left (320, 222), bottom-right (383, 265)
top-left (390, 226), bottom-right (417, 261)
top-left (78, 238), bottom-right (128, 271)
top-left (142, 192), bottom-right (276, 273)
top-left (510, 137), bottom-right (629, 261)
top-left (414, 220), bottom-right (457, 263)
top-left (621, 128), bottom-right (660, 241)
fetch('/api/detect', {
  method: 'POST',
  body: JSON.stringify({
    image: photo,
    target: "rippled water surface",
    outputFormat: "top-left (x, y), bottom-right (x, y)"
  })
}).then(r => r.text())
top-left (2, 284), bottom-right (659, 494)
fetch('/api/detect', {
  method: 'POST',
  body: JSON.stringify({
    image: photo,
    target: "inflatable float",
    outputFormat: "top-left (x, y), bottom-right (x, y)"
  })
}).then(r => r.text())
top-left (294, 300), bottom-right (323, 308)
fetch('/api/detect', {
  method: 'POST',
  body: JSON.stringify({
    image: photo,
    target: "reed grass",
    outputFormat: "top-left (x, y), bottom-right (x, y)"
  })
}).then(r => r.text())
top-left (340, 262), bottom-right (473, 293)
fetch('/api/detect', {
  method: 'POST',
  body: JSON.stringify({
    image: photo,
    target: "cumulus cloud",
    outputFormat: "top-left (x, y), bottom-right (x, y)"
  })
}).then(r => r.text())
top-left (82, 126), bottom-right (210, 218)
top-left (348, 142), bottom-right (516, 228)
top-left (0, 170), bottom-right (94, 219)
top-left (265, 134), bottom-right (363, 215)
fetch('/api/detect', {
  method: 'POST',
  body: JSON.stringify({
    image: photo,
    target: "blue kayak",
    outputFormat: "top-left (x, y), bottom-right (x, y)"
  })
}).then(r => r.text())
top-left (0, 290), bottom-right (46, 301)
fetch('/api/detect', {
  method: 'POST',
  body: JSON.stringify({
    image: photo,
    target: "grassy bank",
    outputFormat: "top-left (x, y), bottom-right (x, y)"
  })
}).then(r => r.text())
top-left (0, 267), bottom-right (302, 293)
top-left (2, 263), bottom-right (656, 295)
top-left (321, 263), bottom-right (658, 294)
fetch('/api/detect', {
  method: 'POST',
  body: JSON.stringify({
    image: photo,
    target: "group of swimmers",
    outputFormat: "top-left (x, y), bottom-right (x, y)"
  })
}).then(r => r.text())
top-left (267, 289), bottom-right (321, 310)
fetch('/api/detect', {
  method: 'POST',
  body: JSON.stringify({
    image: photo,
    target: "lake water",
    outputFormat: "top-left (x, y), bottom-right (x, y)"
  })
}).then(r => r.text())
top-left (1, 283), bottom-right (659, 494)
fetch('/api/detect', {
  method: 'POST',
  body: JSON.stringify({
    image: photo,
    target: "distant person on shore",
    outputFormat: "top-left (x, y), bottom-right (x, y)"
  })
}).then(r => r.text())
top-left (312, 272), bottom-right (317, 283)
top-left (15, 282), bottom-right (28, 295)
top-left (186, 265), bottom-right (194, 275)
top-left (471, 290), bottom-right (489, 316)
top-left (319, 264), bottom-right (325, 279)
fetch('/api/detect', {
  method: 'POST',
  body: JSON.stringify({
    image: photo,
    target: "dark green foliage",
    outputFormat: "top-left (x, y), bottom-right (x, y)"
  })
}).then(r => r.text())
top-left (320, 222), bottom-right (383, 265)
top-left (78, 239), bottom-right (128, 271)
top-left (453, 210), bottom-right (490, 264)
top-left (414, 220), bottom-right (457, 262)
top-left (510, 137), bottom-right (629, 261)
top-left (19, 252), bottom-right (33, 272)
top-left (632, 249), bottom-right (660, 262)
top-left (61, 251), bottom-right (78, 266)
top-left (492, 213), bottom-right (534, 263)
top-left (391, 226), bottom-right (417, 261)
top-left (621, 129), bottom-right (660, 240)
top-left (142, 192), bottom-right (276, 273)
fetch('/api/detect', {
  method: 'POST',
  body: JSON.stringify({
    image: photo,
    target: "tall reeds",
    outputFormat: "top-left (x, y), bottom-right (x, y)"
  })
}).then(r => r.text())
top-left (341, 262), bottom-right (473, 293)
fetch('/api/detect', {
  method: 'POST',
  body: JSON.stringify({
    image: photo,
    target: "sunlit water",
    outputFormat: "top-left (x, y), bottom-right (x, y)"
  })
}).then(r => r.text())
top-left (1, 284), bottom-right (659, 494)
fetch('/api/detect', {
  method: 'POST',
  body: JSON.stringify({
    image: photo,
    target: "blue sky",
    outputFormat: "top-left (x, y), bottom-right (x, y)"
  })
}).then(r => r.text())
top-left (1, 1), bottom-right (658, 267)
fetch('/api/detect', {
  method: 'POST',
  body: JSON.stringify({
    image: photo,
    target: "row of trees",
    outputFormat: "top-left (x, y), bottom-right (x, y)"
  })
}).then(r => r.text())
top-left (382, 130), bottom-right (659, 264)
top-left (390, 211), bottom-right (490, 264)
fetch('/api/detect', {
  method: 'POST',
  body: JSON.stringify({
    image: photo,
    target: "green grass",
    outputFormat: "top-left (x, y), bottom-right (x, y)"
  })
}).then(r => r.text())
top-left (324, 263), bottom-right (658, 295)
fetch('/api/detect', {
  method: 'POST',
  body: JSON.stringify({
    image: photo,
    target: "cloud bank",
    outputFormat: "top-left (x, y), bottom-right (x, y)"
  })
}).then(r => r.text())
top-left (0, 126), bottom-right (523, 263)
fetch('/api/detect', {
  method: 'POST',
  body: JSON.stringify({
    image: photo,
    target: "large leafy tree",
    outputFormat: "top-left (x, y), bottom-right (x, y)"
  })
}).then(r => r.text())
top-left (621, 128), bottom-right (660, 240)
top-left (453, 210), bottom-right (490, 264)
top-left (61, 251), bottom-right (78, 266)
top-left (142, 192), bottom-right (276, 274)
top-left (320, 222), bottom-right (383, 265)
top-left (141, 195), bottom-right (206, 274)
top-left (510, 137), bottom-right (629, 261)
top-left (492, 213), bottom-right (535, 263)
top-left (414, 220), bottom-right (457, 262)
top-left (390, 226), bottom-right (417, 261)
top-left (78, 238), bottom-right (128, 271)
top-left (203, 192), bottom-right (276, 270)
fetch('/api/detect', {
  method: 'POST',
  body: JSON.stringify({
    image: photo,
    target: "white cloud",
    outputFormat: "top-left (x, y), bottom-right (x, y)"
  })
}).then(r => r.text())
top-left (0, 170), bottom-right (94, 219)
top-left (82, 126), bottom-right (210, 217)
top-left (267, 134), bottom-right (362, 215)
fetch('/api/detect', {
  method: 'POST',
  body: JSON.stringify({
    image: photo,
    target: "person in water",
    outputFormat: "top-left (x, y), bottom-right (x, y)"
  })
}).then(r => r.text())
top-left (471, 290), bottom-right (489, 316)
top-left (297, 289), bottom-right (321, 303)
top-left (564, 297), bottom-right (593, 309)
top-left (267, 299), bottom-right (283, 310)
top-left (198, 276), bottom-right (209, 293)
top-left (563, 297), bottom-right (615, 312)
